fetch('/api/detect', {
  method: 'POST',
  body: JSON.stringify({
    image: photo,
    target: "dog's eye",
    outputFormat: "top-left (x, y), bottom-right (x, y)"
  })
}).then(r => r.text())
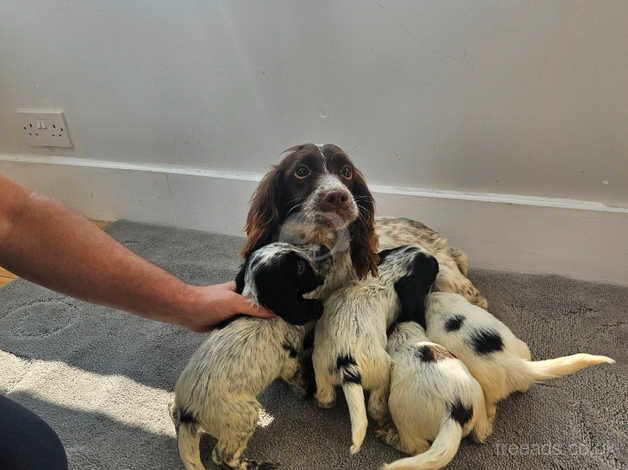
top-left (340, 165), bottom-right (352, 179)
top-left (296, 259), bottom-right (307, 275)
top-left (295, 166), bottom-right (311, 179)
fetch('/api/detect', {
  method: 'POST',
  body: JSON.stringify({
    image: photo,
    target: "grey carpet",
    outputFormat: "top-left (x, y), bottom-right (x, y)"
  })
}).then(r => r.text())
top-left (0, 220), bottom-right (626, 470)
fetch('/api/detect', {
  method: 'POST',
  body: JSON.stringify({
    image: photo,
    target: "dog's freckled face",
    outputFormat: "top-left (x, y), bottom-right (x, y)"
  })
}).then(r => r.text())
top-left (243, 143), bottom-right (378, 281)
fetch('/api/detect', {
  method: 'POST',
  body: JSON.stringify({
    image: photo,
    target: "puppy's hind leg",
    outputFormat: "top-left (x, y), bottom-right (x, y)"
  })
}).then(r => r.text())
top-left (313, 367), bottom-right (337, 408)
top-left (513, 338), bottom-right (532, 361)
top-left (211, 400), bottom-right (275, 470)
top-left (367, 386), bottom-right (389, 426)
top-left (376, 424), bottom-right (429, 455)
top-left (367, 365), bottom-right (391, 426)
top-left (471, 388), bottom-right (493, 443)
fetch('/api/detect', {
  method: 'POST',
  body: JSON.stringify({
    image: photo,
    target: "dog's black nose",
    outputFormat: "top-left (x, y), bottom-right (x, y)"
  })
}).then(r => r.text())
top-left (323, 190), bottom-right (349, 207)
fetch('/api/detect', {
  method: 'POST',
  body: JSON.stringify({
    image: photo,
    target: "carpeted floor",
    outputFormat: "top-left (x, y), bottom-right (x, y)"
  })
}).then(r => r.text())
top-left (0, 220), bottom-right (626, 469)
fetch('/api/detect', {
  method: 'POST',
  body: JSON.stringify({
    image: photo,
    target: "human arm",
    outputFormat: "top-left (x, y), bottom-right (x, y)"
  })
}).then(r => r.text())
top-left (0, 174), bottom-right (273, 331)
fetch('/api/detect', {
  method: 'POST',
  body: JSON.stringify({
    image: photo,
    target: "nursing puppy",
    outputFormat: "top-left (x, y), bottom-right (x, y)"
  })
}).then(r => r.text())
top-left (169, 243), bottom-right (330, 470)
top-left (376, 216), bottom-right (488, 309)
top-left (313, 245), bottom-right (438, 454)
top-left (379, 322), bottom-right (492, 470)
top-left (426, 292), bottom-right (615, 422)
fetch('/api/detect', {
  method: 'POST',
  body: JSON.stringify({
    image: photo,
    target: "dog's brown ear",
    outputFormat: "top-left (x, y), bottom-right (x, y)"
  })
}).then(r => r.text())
top-left (349, 169), bottom-right (378, 278)
top-left (242, 167), bottom-right (282, 258)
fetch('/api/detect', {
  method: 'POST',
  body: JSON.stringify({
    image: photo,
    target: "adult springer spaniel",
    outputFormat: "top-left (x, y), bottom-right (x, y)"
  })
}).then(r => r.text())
top-left (242, 143), bottom-right (378, 296)
top-left (243, 143), bottom-right (485, 307)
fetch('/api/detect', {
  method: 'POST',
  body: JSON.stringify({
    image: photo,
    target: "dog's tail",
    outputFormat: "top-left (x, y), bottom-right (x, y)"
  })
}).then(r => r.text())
top-left (383, 416), bottom-right (463, 470)
top-left (168, 401), bottom-right (205, 470)
top-left (522, 353), bottom-right (614, 383)
top-left (338, 356), bottom-right (367, 455)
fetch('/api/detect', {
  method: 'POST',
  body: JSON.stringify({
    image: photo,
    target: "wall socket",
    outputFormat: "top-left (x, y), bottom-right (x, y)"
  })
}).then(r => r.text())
top-left (16, 109), bottom-right (73, 148)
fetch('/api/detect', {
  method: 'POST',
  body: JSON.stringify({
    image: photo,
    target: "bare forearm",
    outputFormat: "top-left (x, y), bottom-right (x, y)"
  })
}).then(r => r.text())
top-left (0, 180), bottom-right (198, 324)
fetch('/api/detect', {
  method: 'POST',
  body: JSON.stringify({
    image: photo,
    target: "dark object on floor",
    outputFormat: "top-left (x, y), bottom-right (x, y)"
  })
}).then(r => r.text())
top-left (0, 395), bottom-right (68, 470)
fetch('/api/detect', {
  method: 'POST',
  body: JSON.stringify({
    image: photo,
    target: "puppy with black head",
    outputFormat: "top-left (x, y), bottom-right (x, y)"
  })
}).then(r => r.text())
top-left (312, 245), bottom-right (438, 455)
top-left (425, 292), bottom-right (615, 425)
top-left (169, 242), bottom-right (331, 470)
top-left (375, 252), bottom-right (492, 470)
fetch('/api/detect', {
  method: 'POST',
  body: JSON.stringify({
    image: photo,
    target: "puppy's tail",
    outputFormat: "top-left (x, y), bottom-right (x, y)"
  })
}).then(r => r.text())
top-left (383, 417), bottom-right (462, 470)
top-left (338, 358), bottom-right (367, 455)
top-left (522, 353), bottom-right (615, 383)
top-left (170, 403), bottom-right (205, 470)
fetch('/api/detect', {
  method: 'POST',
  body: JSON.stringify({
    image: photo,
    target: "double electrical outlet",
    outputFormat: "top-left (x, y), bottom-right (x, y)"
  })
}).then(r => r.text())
top-left (16, 109), bottom-right (73, 148)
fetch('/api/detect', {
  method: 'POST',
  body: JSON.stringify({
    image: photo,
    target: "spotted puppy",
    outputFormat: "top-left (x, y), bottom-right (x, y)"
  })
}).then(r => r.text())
top-left (312, 245), bottom-right (438, 454)
top-left (169, 243), bottom-right (330, 470)
top-left (426, 292), bottom-right (615, 423)
top-left (379, 321), bottom-right (492, 470)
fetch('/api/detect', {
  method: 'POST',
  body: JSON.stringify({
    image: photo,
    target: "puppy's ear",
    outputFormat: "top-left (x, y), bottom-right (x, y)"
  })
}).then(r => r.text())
top-left (349, 169), bottom-right (379, 278)
top-left (234, 262), bottom-right (247, 294)
top-left (378, 247), bottom-right (402, 265)
top-left (394, 253), bottom-right (439, 327)
top-left (241, 167), bottom-right (282, 258)
top-left (292, 257), bottom-right (326, 294)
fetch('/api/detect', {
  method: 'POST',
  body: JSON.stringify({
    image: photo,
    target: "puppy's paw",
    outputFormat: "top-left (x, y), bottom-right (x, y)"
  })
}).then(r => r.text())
top-left (375, 424), bottom-right (401, 449)
top-left (241, 459), bottom-right (278, 470)
top-left (374, 427), bottom-right (388, 442)
top-left (289, 382), bottom-right (308, 399)
top-left (316, 398), bottom-right (336, 409)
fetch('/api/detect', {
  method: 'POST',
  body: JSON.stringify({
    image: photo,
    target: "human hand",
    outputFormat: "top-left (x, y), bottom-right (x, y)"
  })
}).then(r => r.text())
top-left (180, 281), bottom-right (275, 332)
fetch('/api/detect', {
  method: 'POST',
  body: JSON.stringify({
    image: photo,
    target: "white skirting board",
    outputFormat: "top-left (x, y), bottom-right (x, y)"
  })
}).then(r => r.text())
top-left (1, 154), bottom-right (627, 286)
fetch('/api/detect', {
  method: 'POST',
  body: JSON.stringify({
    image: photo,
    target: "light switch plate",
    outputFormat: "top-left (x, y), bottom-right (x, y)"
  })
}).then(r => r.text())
top-left (16, 109), bottom-right (73, 148)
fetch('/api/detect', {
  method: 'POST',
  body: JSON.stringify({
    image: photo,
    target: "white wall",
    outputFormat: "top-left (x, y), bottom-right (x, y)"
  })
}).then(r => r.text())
top-left (1, 1), bottom-right (627, 283)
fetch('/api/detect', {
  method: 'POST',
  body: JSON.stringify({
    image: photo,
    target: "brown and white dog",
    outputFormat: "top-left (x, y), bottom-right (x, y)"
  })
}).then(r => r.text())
top-left (244, 144), bottom-right (485, 307)
top-left (242, 143), bottom-right (378, 296)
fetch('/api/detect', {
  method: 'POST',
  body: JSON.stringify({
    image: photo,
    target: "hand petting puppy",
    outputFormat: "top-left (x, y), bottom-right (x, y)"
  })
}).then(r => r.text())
top-left (169, 243), bottom-right (331, 470)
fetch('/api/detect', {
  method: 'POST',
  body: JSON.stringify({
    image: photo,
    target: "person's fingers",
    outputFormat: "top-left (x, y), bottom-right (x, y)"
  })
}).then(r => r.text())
top-left (190, 324), bottom-right (213, 333)
top-left (217, 280), bottom-right (237, 291)
top-left (232, 293), bottom-right (275, 318)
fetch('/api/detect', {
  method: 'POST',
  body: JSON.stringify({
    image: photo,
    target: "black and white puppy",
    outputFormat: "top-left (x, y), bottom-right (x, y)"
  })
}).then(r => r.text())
top-left (312, 245), bottom-right (438, 454)
top-left (379, 321), bottom-right (492, 470)
top-left (169, 243), bottom-right (331, 470)
top-left (425, 292), bottom-right (615, 423)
